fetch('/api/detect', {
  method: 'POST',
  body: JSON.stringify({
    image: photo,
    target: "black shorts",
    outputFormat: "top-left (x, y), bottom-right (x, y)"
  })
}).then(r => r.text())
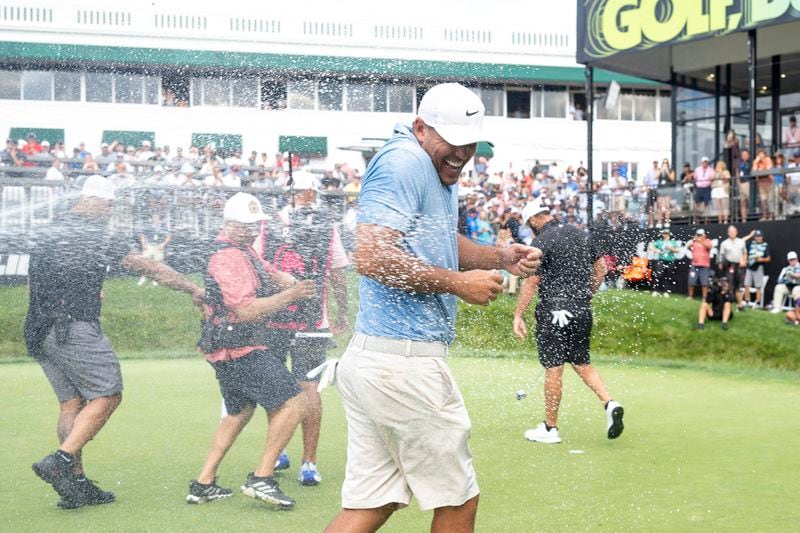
top-left (270, 331), bottom-right (329, 382)
top-left (535, 300), bottom-right (592, 368)
top-left (210, 349), bottom-right (302, 415)
top-left (721, 263), bottom-right (745, 290)
top-left (646, 189), bottom-right (658, 208)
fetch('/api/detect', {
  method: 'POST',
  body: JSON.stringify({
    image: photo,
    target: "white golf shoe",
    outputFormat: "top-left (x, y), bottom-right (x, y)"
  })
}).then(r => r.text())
top-left (605, 400), bottom-right (625, 439)
top-left (524, 422), bottom-right (562, 444)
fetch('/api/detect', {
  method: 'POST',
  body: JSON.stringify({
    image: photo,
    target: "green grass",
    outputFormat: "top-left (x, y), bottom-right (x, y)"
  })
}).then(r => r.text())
top-left (2, 278), bottom-right (799, 371)
top-left (2, 357), bottom-right (799, 532)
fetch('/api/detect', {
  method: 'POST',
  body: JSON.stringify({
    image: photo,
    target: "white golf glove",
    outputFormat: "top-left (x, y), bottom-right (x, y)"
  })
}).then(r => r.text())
top-left (306, 358), bottom-right (339, 392)
top-left (550, 310), bottom-right (574, 328)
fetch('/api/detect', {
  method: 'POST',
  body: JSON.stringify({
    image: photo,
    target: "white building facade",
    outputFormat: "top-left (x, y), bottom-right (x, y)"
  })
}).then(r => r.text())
top-left (0, 0), bottom-right (671, 179)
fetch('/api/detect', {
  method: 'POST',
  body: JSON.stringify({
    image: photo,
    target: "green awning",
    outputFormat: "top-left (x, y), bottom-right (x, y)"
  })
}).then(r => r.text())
top-left (279, 136), bottom-right (327, 156)
top-left (9, 127), bottom-right (65, 144)
top-left (191, 133), bottom-right (242, 152)
top-left (102, 130), bottom-right (155, 147)
top-left (476, 141), bottom-right (494, 158)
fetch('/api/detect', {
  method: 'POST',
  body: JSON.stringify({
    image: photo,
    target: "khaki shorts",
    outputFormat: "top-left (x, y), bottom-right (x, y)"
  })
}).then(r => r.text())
top-left (336, 334), bottom-right (479, 511)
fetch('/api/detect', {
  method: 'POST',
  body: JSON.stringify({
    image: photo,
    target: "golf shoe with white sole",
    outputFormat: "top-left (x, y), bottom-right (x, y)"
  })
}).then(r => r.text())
top-left (605, 400), bottom-right (624, 439)
top-left (525, 422), bottom-right (562, 444)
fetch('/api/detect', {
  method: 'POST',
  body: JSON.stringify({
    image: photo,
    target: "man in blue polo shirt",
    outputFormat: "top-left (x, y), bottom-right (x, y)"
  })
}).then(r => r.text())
top-left (325, 83), bottom-right (541, 532)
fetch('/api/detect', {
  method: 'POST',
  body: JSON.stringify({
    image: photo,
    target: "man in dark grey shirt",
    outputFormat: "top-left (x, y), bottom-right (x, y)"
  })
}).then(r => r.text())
top-left (513, 201), bottom-right (624, 444)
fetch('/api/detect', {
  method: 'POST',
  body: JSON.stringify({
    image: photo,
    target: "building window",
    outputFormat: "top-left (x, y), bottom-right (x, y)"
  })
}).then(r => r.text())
top-left (346, 83), bottom-right (374, 112)
top-left (54, 72), bottom-right (81, 101)
top-left (288, 80), bottom-right (316, 110)
top-left (543, 86), bottom-right (567, 118)
top-left (232, 78), bottom-right (258, 107)
top-left (634, 90), bottom-right (656, 121)
top-left (21, 71), bottom-right (53, 101)
top-left (658, 91), bottom-right (671, 122)
top-left (373, 83), bottom-right (388, 112)
top-left (318, 78), bottom-right (343, 111)
top-left (387, 85), bottom-right (414, 113)
top-left (0, 71), bottom-right (21, 99)
top-left (620, 90), bottom-right (634, 120)
top-left (261, 79), bottom-right (287, 110)
top-left (114, 74), bottom-right (144, 104)
top-left (86, 72), bottom-right (113, 102)
top-left (145, 77), bottom-right (160, 105)
top-left (506, 87), bottom-right (530, 119)
top-left (480, 86), bottom-right (504, 117)
top-left (204, 78), bottom-right (231, 106)
top-left (531, 87), bottom-right (543, 117)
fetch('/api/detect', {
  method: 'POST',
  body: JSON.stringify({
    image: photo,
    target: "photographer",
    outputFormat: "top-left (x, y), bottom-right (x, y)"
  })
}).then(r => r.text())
top-left (696, 275), bottom-right (735, 331)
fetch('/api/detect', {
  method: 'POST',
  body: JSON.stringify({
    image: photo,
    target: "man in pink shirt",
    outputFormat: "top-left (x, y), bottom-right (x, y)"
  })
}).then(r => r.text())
top-left (187, 192), bottom-right (315, 509)
top-left (693, 157), bottom-right (714, 221)
top-left (688, 228), bottom-right (713, 300)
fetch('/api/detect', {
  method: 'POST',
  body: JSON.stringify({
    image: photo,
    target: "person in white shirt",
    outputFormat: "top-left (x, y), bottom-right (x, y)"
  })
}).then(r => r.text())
top-left (784, 115), bottom-right (800, 152)
top-left (45, 158), bottom-right (65, 181)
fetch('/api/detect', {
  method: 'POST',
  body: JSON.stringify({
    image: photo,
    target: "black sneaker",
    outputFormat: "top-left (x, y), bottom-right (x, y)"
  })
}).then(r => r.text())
top-left (721, 322), bottom-right (729, 331)
top-left (58, 478), bottom-right (116, 509)
top-left (240, 472), bottom-right (295, 509)
top-left (186, 478), bottom-right (233, 504)
top-left (32, 452), bottom-right (77, 499)
top-left (695, 323), bottom-right (704, 330)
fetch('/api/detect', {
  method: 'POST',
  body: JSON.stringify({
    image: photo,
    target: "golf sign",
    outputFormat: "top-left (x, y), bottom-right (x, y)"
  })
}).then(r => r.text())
top-left (578, 0), bottom-right (800, 61)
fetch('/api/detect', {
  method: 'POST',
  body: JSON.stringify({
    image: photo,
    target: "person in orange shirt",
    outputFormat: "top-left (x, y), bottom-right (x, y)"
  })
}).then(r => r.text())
top-left (687, 228), bottom-right (714, 301)
top-left (753, 149), bottom-right (774, 220)
top-left (188, 192), bottom-right (315, 509)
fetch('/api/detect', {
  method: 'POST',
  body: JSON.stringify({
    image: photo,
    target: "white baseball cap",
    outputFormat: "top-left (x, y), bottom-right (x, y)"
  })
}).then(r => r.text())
top-left (80, 175), bottom-right (116, 200)
top-left (288, 169), bottom-right (319, 191)
top-left (521, 201), bottom-right (550, 222)
top-left (788, 251), bottom-right (798, 261)
top-left (701, 156), bottom-right (710, 163)
top-left (417, 83), bottom-right (489, 147)
top-left (696, 228), bottom-right (706, 235)
top-left (223, 192), bottom-right (269, 223)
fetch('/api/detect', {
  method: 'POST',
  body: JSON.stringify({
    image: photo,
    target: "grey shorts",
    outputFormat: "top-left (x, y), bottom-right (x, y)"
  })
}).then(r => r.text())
top-left (38, 321), bottom-right (123, 403)
top-left (688, 266), bottom-right (711, 287)
top-left (745, 266), bottom-right (765, 288)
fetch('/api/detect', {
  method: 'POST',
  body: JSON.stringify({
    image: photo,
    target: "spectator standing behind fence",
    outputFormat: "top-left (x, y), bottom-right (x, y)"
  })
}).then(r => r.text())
top-left (784, 115), bottom-right (800, 152)
top-left (694, 157), bottom-right (714, 223)
top-left (648, 229), bottom-right (680, 295)
top-left (687, 228), bottom-right (713, 301)
top-left (738, 148), bottom-right (753, 221)
top-left (753, 149), bottom-right (774, 220)
top-left (770, 251), bottom-right (800, 314)
top-left (772, 151), bottom-right (787, 218)
top-left (644, 161), bottom-right (659, 228)
top-left (788, 152), bottom-right (800, 215)
top-left (744, 230), bottom-right (771, 307)
top-left (724, 130), bottom-right (741, 176)
top-left (711, 161), bottom-right (731, 225)
top-left (656, 159), bottom-right (675, 228)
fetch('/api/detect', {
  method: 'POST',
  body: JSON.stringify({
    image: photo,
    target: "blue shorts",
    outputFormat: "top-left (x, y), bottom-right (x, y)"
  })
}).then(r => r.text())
top-left (695, 187), bottom-right (712, 205)
top-left (689, 266), bottom-right (711, 287)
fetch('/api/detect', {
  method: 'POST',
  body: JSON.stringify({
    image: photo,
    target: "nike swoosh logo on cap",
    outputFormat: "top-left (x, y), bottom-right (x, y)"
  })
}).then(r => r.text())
top-left (466, 110), bottom-right (479, 116)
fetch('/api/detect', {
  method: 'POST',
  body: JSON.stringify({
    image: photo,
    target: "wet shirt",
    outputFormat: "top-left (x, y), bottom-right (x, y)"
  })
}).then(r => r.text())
top-left (653, 238), bottom-right (679, 262)
top-left (690, 239), bottom-right (712, 268)
top-left (205, 234), bottom-right (278, 363)
top-left (533, 220), bottom-right (601, 303)
top-left (719, 237), bottom-right (746, 264)
top-left (355, 123), bottom-right (459, 344)
top-left (747, 241), bottom-right (770, 269)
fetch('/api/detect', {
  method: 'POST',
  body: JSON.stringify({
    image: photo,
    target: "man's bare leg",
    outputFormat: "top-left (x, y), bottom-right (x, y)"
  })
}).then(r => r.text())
top-left (431, 495), bottom-right (479, 533)
top-left (196, 406), bottom-right (255, 484)
top-left (544, 366), bottom-right (564, 427)
top-left (57, 397), bottom-right (86, 475)
top-left (299, 381), bottom-right (321, 464)
top-left (254, 394), bottom-right (305, 477)
top-left (571, 364), bottom-right (611, 404)
top-left (325, 504), bottom-right (399, 533)
top-left (59, 393), bottom-right (121, 456)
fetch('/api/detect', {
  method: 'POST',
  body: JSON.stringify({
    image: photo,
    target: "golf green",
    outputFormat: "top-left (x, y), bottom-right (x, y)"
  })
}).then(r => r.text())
top-left (2, 357), bottom-right (798, 532)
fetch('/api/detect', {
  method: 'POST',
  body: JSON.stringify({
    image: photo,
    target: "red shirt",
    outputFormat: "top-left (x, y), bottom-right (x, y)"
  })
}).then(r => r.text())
top-left (690, 238), bottom-right (712, 268)
top-left (204, 235), bottom-right (277, 363)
